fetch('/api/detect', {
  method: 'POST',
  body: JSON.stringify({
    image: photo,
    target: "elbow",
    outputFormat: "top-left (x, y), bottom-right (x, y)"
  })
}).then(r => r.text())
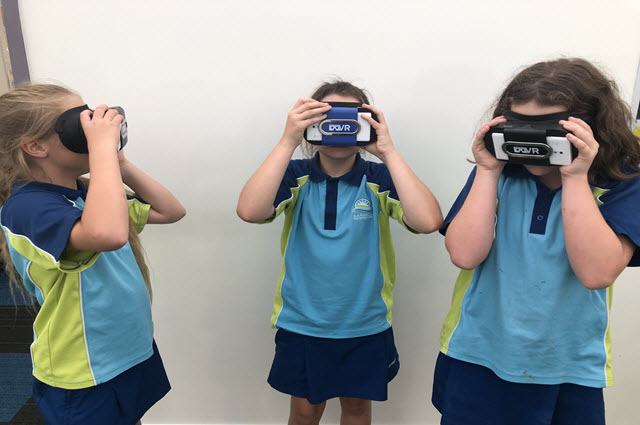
top-left (580, 277), bottom-right (614, 291)
top-left (446, 244), bottom-right (484, 270)
top-left (405, 214), bottom-right (443, 234)
top-left (91, 229), bottom-right (129, 251)
top-left (236, 206), bottom-right (250, 222)
top-left (236, 204), bottom-right (263, 223)
top-left (424, 216), bottom-right (444, 234)
top-left (575, 266), bottom-right (619, 290)
top-left (414, 220), bottom-right (442, 235)
top-left (167, 206), bottom-right (187, 223)
top-left (449, 253), bottom-right (481, 271)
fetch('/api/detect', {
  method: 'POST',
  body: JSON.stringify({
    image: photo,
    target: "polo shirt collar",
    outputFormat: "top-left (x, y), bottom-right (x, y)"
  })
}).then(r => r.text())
top-left (309, 152), bottom-right (367, 186)
top-left (13, 180), bottom-right (88, 200)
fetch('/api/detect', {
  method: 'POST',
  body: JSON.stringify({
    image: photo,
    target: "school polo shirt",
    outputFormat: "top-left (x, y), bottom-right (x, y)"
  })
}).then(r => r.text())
top-left (263, 153), bottom-right (412, 338)
top-left (439, 166), bottom-right (640, 388)
top-left (0, 181), bottom-right (154, 389)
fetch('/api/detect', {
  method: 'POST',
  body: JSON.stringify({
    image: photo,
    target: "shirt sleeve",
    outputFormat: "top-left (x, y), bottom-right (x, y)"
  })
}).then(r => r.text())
top-left (260, 159), bottom-right (309, 224)
top-left (596, 176), bottom-right (640, 266)
top-left (366, 162), bottom-right (417, 233)
top-left (439, 167), bottom-right (477, 236)
top-left (127, 195), bottom-right (151, 234)
top-left (1, 191), bottom-right (93, 272)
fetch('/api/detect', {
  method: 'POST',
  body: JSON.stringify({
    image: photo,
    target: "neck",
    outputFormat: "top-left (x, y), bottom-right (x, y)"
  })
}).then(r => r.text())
top-left (31, 163), bottom-right (78, 190)
top-left (536, 171), bottom-right (562, 190)
top-left (317, 153), bottom-right (358, 178)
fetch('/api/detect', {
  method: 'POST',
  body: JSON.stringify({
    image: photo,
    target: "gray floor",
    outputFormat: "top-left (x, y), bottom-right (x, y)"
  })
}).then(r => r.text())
top-left (0, 273), bottom-right (44, 424)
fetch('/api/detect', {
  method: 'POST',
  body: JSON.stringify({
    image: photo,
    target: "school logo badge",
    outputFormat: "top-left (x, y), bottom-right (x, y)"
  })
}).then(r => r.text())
top-left (353, 198), bottom-right (373, 220)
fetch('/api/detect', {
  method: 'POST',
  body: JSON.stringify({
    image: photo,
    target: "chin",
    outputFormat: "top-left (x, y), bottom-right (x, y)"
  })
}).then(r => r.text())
top-left (317, 145), bottom-right (360, 158)
top-left (524, 164), bottom-right (559, 176)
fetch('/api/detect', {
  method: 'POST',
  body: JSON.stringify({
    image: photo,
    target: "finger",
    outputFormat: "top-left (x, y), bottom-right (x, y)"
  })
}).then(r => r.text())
top-left (79, 109), bottom-right (92, 127)
top-left (361, 113), bottom-right (381, 130)
top-left (293, 101), bottom-right (330, 115)
top-left (474, 116), bottom-right (506, 143)
top-left (475, 124), bottom-right (494, 141)
top-left (92, 104), bottom-right (109, 119)
top-left (567, 116), bottom-right (593, 135)
top-left (113, 113), bottom-right (125, 125)
top-left (298, 105), bottom-right (331, 120)
top-left (565, 133), bottom-right (593, 156)
top-left (362, 104), bottom-right (386, 125)
top-left (488, 116), bottom-right (507, 127)
top-left (300, 114), bottom-right (328, 127)
top-left (104, 108), bottom-right (119, 121)
top-left (560, 120), bottom-right (597, 149)
top-left (291, 97), bottom-right (313, 110)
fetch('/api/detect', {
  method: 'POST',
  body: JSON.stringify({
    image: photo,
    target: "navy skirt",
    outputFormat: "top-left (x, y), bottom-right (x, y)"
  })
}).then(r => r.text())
top-left (268, 327), bottom-right (399, 404)
top-left (33, 340), bottom-right (170, 425)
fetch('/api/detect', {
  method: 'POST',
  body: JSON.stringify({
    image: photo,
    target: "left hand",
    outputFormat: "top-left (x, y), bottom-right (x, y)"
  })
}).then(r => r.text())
top-left (559, 117), bottom-right (599, 179)
top-left (360, 104), bottom-right (396, 162)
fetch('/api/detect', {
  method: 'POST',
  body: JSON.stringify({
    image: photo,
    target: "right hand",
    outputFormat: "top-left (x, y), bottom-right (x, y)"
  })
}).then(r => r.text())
top-left (472, 115), bottom-right (507, 173)
top-left (281, 98), bottom-right (331, 147)
top-left (80, 105), bottom-right (124, 153)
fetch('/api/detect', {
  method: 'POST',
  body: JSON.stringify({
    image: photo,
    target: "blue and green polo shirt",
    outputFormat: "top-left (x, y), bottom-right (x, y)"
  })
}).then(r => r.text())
top-left (439, 165), bottom-right (640, 388)
top-left (0, 181), bottom-right (154, 389)
top-left (263, 153), bottom-right (414, 339)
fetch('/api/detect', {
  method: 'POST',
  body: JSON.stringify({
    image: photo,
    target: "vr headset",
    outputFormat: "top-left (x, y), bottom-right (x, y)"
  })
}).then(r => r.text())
top-left (483, 110), bottom-right (577, 166)
top-left (304, 102), bottom-right (378, 146)
top-left (55, 105), bottom-right (128, 153)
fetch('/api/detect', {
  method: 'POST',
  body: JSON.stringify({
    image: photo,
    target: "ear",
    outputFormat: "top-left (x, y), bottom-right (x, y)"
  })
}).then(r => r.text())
top-left (20, 137), bottom-right (49, 158)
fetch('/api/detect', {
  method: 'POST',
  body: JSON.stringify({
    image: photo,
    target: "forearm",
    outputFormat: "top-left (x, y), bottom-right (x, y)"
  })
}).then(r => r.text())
top-left (120, 160), bottom-right (186, 224)
top-left (562, 175), bottom-right (629, 289)
top-left (383, 150), bottom-right (442, 233)
top-left (445, 168), bottom-right (501, 270)
top-left (237, 138), bottom-right (297, 222)
top-left (74, 147), bottom-right (129, 250)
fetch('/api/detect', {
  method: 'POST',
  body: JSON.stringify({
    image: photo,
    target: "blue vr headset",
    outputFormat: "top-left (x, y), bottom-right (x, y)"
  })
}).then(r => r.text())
top-left (304, 102), bottom-right (378, 146)
top-left (55, 105), bottom-right (128, 154)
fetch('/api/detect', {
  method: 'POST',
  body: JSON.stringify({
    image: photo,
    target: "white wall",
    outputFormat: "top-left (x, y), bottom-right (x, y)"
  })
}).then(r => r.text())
top-left (16, 1), bottom-right (640, 423)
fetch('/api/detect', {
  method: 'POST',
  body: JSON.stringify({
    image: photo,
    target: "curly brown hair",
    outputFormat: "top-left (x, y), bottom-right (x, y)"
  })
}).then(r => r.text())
top-left (492, 58), bottom-right (640, 182)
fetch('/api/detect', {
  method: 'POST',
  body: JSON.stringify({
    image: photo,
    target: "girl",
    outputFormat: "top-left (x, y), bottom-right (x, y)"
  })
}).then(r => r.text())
top-left (0, 84), bottom-right (186, 425)
top-left (237, 80), bottom-right (443, 425)
top-left (434, 58), bottom-right (640, 425)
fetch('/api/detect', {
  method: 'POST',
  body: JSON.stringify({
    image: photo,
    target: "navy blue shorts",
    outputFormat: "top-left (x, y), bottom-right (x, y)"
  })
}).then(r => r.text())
top-left (432, 352), bottom-right (605, 425)
top-left (268, 327), bottom-right (399, 404)
top-left (33, 340), bottom-right (170, 425)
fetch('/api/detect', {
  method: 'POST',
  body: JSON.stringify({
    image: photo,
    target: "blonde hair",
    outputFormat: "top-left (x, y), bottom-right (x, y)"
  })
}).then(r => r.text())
top-left (0, 83), bottom-right (152, 302)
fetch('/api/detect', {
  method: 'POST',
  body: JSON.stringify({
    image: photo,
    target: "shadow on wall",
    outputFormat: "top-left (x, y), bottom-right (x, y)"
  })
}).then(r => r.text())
top-left (0, 268), bottom-right (44, 425)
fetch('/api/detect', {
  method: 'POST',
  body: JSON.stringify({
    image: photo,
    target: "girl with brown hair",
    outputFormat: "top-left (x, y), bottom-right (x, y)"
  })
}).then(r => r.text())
top-left (434, 58), bottom-right (640, 425)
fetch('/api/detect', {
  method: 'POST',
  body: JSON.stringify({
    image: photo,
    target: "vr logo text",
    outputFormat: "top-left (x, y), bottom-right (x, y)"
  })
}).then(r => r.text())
top-left (513, 146), bottom-right (540, 154)
top-left (328, 124), bottom-right (354, 132)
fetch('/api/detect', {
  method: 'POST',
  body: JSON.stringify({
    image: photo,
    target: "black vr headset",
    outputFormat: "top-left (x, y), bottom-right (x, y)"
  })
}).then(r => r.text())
top-left (55, 105), bottom-right (128, 153)
top-left (483, 110), bottom-right (577, 166)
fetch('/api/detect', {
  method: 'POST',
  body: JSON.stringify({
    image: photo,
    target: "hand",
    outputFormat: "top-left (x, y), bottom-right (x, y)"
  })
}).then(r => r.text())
top-left (281, 98), bottom-right (331, 148)
top-left (472, 116), bottom-right (507, 173)
top-left (559, 117), bottom-right (599, 179)
top-left (360, 104), bottom-right (396, 162)
top-left (79, 105), bottom-right (124, 153)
